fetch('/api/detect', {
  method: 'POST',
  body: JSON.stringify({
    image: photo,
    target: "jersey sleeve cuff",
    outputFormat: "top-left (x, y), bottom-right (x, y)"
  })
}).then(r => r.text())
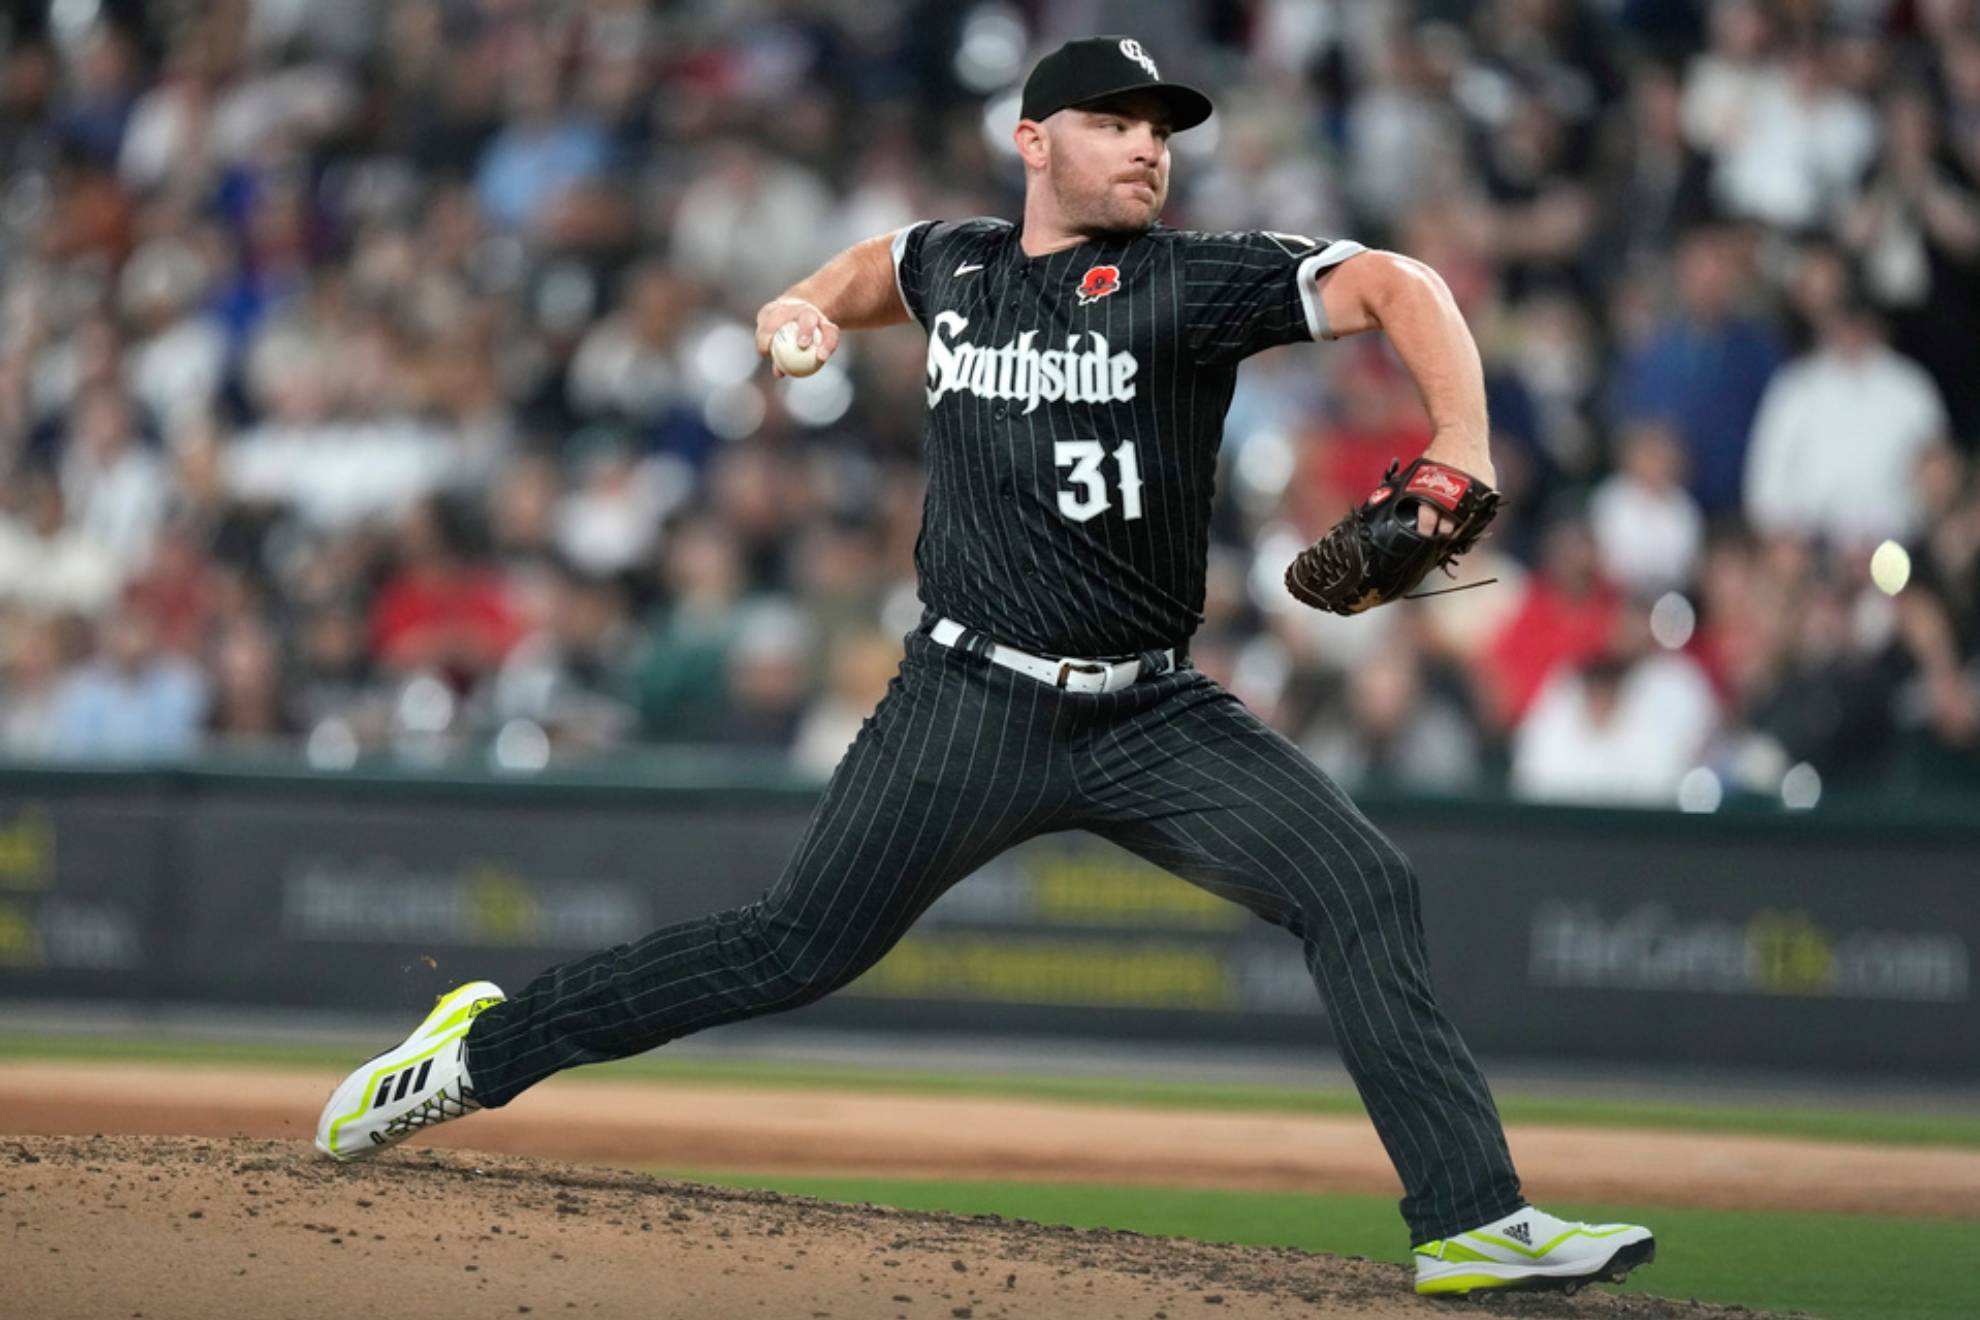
top-left (1296, 241), bottom-right (1369, 341)
top-left (891, 221), bottom-right (932, 329)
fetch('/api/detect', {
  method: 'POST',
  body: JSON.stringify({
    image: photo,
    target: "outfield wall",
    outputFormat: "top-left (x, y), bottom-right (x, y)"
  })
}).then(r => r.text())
top-left (0, 764), bottom-right (1971, 1077)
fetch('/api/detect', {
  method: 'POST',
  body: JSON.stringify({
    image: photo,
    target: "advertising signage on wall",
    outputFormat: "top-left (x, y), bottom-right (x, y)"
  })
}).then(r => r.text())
top-left (840, 844), bottom-right (1310, 1016)
top-left (1400, 826), bottom-right (1976, 1073)
top-left (0, 772), bottom-right (1970, 1077)
top-left (167, 797), bottom-right (804, 1006)
top-left (0, 798), bottom-right (163, 994)
top-left (1528, 901), bottom-right (1968, 1004)
top-left (280, 855), bottom-right (654, 950)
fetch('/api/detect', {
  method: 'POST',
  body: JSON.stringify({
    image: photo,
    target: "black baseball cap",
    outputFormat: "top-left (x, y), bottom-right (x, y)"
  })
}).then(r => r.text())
top-left (1019, 36), bottom-right (1214, 132)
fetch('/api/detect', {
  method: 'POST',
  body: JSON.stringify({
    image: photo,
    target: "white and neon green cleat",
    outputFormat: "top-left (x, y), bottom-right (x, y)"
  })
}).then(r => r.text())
top-left (314, 980), bottom-right (505, 1161)
top-left (1413, 1206), bottom-right (1654, 1297)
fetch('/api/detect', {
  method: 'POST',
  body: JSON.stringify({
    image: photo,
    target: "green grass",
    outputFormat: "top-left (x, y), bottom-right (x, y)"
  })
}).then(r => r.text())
top-left (658, 1173), bottom-right (1975, 1320)
top-left (3, 1029), bottom-right (1977, 1150)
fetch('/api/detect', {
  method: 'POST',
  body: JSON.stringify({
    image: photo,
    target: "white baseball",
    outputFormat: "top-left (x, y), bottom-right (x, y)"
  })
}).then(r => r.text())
top-left (771, 321), bottom-right (824, 377)
top-left (1870, 539), bottom-right (1911, 596)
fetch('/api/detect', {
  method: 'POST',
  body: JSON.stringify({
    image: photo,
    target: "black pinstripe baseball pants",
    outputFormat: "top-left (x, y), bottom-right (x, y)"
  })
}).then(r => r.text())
top-left (464, 629), bottom-right (1525, 1242)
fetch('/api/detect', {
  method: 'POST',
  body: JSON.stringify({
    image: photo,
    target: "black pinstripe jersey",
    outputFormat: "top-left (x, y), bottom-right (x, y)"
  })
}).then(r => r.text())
top-left (891, 217), bottom-right (1366, 658)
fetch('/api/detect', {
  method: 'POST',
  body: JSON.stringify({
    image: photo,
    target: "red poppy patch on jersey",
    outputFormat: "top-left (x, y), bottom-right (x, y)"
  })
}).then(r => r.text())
top-left (1076, 265), bottom-right (1121, 305)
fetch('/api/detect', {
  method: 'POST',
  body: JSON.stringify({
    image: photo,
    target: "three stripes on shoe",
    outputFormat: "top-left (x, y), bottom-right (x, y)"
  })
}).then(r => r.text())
top-left (364, 1047), bottom-right (481, 1145)
top-left (372, 1059), bottom-right (433, 1109)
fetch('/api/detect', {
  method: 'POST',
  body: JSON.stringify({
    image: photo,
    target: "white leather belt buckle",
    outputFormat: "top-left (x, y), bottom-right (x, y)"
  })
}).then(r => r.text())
top-left (928, 618), bottom-right (1162, 694)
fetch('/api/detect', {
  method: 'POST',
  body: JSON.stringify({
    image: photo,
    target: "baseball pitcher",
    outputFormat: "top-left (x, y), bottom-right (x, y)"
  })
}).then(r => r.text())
top-left (317, 36), bottom-right (1652, 1299)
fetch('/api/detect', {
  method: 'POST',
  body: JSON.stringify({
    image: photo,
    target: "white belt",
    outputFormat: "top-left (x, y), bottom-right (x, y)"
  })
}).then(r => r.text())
top-left (928, 618), bottom-right (1174, 694)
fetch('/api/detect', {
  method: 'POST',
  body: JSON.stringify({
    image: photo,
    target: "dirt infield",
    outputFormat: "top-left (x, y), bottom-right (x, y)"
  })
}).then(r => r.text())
top-left (1, 1062), bottom-right (1976, 1217)
top-left (7, 1060), bottom-right (1973, 1319)
top-left (8, 1134), bottom-right (1762, 1320)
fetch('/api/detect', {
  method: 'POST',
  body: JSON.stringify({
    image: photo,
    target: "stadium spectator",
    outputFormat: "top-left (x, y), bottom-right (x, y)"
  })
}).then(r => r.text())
top-left (1611, 224), bottom-right (1785, 514)
top-left (1680, 0), bottom-right (1778, 166)
top-left (551, 429), bottom-right (689, 578)
top-left (1597, 58), bottom-right (1713, 272)
top-left (118, 37), bottom-right (222, 193)
top-left (58, 384), bottom-right (169, 572)
top-left (566, 262), bottom-right (699, 435)
top-left (486, 559), bottom-right (638, 755)
top-left (1837, 82), bottom-right (1980, 448)
top-left (1590, 417), bottom-right (1706, 596)
top-left (46, 608), bottom-right (206, 761)
top-left (1510, 632), bottom-right (1719, 805)
top-left (54, 24), bottom-right (139, 169)
top-left (1738, 578), bottom-right (1907, 783)
top-left (1301, 633), bottom-right (1485, 796)
top-left (1912, 448), bottom-right (1980, 649)
top-left (1344, 28), bottom-right (1464, 227)
top-left (631, 516), bottom-right (750, 742)
top-left (716, 599), bottom-right (814, 751)
top-left (0, 469), bottom-right (121, 615)
top-left (669, 138), bottom-right (836, 308)
top-left (206, 617), bottom-right (293, 745)
top-left (1743, 292), bottom-right (1951, 546)
top-left (369, 498), bottom-right (524, 687)
top-left (791, 627), bottom-right (903, 779)
top-left (1483, 513), bottom-right (1624, 727)
top-left (1703, 33), bottom-right (1877, 230)
top-left (120, 236), bottom-right (228, 436)
top-left (288, 602), bottom-right (386, 747)
top-left (474, 43), bottom-right (609, 235)
top-left (122, 518), bottom-right (220, 658)
top-left (0, 613), bottom-right (70, 756)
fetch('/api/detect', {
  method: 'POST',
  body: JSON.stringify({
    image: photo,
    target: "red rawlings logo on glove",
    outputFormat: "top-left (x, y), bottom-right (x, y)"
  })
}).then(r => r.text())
top-left (1402, 463), bottom-right (1470, 509)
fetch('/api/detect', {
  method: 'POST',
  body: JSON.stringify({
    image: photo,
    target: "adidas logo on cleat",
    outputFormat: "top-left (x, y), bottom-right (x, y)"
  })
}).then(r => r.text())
top-left (371, 1060), bottom-right (434, 1109)
top-left (1504, 1221), bottom-right (1532, 1246)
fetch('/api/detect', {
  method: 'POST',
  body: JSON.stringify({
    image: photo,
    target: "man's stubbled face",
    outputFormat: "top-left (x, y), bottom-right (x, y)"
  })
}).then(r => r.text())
top-left (1040, 92), bottom-right (1174, 237)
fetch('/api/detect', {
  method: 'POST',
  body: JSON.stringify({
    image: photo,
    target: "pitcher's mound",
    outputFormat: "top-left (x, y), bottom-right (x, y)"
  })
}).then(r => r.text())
top-left (5, 1135), bottom-right (1765, 1319)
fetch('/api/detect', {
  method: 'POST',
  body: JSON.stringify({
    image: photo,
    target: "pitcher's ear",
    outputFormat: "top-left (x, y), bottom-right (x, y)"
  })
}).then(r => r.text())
top-left (1013, 118), bottom-right (1049, 171)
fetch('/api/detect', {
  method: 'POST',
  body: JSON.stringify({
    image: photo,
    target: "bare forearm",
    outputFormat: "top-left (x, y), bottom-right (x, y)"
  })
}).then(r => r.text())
top-left (1374, 258), bottom-right (1493, 476)
top-left (755, 232), bottom-right (911, 371)
top-left (778, 233), bottom-right (910, 330)
top-left (1319, 251), bottom-right (1494, 478)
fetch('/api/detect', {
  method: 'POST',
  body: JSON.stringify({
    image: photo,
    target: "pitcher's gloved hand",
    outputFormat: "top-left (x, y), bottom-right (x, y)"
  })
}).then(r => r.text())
top-left (1284, 457), bottom-right (1501, 616)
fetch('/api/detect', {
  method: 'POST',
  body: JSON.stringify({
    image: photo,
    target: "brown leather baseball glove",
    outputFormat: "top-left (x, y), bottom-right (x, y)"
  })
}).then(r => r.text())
top-left (1284, 457), bottom-right (1501, 616)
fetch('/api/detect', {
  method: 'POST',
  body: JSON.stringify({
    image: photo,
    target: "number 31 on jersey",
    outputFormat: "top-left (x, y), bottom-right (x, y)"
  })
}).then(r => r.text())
top-left (1054, 440), bottom-right (1143, 523)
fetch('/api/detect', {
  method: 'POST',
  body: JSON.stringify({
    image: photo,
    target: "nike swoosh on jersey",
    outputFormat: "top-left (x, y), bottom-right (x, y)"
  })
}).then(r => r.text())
top-left (955, 262), bottom-right (986, 275)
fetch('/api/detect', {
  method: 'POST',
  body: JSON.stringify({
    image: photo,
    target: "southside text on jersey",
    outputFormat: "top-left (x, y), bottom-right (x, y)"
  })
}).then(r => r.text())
top-left (925, 310), bottom-right (1139, 414)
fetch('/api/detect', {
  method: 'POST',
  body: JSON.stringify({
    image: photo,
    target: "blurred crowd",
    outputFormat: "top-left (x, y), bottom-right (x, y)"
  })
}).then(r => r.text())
top-left (1, 0), bottom-right (1978, 809)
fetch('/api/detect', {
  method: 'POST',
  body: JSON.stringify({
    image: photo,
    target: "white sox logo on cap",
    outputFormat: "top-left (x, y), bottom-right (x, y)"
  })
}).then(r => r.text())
top-left (1018, 37), bottom-right (1212, 130)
